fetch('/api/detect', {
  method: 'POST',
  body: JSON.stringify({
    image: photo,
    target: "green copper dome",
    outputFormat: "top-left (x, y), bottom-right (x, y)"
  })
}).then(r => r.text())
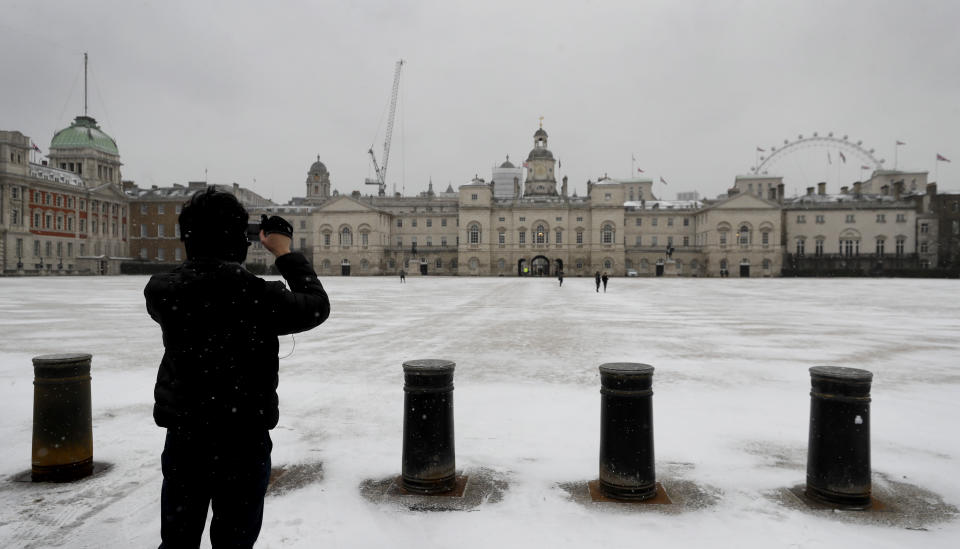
top-left (50, 116), bottom-right (119, 156)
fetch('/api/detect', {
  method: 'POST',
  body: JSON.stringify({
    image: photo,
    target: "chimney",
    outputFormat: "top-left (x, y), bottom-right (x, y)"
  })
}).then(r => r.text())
top-left (817, 182), bottom-right (826, 195)
top-left (881, 184), bottom-right (889, 196)
top-left (853, 181), bottom-right (862, 195)
top-left (806, 186), bottom-right (815, 196)
top-left (840, 186), bottom-right (849, 194)
top-left (893, 180), bottom-right (904, 199)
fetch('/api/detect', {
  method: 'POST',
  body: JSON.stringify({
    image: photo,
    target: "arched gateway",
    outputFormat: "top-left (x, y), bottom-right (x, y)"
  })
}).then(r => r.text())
top-left (517, 256), bottom-right (557, 276)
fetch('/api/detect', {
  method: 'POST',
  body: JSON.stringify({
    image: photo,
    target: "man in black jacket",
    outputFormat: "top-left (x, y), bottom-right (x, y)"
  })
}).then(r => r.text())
top-left (145, 188), bottom-right (330, 548)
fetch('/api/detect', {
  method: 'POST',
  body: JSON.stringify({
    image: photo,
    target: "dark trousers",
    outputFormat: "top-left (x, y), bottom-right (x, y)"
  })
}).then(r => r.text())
top-left (159, 429), bottom-right (272, 549)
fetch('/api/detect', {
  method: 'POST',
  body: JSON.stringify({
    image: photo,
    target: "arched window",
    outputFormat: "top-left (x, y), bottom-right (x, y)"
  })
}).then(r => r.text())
top-left (535, 224), bottom-right (546, 244)
top-left (603, 258), bottom-right (613, 269)
top-left (340, 227), bottom-right (352, 246)
top-left (602, 223), bottom-right (614, 244)
top-left (738, 225), bottom-right (750, 247)
top-left (762, 259), bottom-right (771, 270)
top-left (469, 223), bottom-right (481, 244)
top-left (625, 259), bottom-right (634, 269)
top-left (450, 258), bottom-right (458, 269)
top-left (321, 259), bottom-right (331, 271)
top-left (436, 258), bottom-right (443, 269)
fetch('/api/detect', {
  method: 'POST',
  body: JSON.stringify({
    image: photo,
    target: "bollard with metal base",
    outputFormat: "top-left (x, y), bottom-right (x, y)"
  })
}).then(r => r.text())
top-left (806, 366), bottom-right (872, 508)
top-left (401, 359), bottom-right (456, 494)
top-left (32, 353), bottom-right (94, 482)
top-left (598, 362), bottom-right (656, 501)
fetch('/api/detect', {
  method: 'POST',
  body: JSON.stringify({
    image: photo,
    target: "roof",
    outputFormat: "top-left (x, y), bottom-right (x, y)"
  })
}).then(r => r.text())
top-left (499, 157), bottom-right (516, 168)
top-left (624, 200), bottom-right (703, 210)
top-left (50, 116), bottom-right (119, 156)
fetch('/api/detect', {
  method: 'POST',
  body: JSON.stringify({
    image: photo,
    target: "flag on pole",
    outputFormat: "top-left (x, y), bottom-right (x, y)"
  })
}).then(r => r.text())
top-left (896, 140), bottom-right (906, 145)
top-left (660, 176), bottom-right (668, 185)
top-left (31, 142), bottom-right (41, 153)
top-left (523, 161), bottom-right (529, 168)
top-left (860, 165), bottom-right (871, 170)
top-left (637, 168), bottom-right (644, 173)
top-left (839, 151), bottom-right (846, 163)
top-left (937, 153), bottom-right (951, 162)
top-left (756, 147), bottom-right (765, 152)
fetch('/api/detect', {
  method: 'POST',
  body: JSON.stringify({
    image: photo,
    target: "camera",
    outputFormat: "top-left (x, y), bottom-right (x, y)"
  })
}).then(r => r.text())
top-left (247, 215), bottom-right (294, 243)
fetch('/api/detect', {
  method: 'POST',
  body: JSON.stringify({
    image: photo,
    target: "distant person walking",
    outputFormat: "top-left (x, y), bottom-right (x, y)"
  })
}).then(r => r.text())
top-left (558, 270), bottom-right (564, 287)
top-left (601, 272), bottom-right (609, 292)
top-left (595, 271), bottom-right (601, 292)
top-left (399, 269), bottom-right (406, 283)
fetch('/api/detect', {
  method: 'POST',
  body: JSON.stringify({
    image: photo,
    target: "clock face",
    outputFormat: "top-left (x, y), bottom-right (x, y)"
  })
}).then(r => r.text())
top-left (534, 165), bottom-right (546, 178)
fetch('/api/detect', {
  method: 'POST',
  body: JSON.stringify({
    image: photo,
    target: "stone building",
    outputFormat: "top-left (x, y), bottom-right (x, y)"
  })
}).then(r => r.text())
top-left (782, 180), bottom-right (920, 274)
top-left (1, 116), bottom-right (130, 275)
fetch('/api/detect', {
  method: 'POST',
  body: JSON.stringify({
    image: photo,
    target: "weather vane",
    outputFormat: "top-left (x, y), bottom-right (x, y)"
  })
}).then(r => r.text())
top-left (539, 116), bottom-right (544, 128)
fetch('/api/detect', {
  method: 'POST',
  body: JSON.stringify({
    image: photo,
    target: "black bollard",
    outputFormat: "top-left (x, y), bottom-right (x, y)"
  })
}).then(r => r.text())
top-left (401, 359), bottom-right (456, 494)
top-left (806, 366), bottom-right (872, 507)
top-left (32, 353), bottom-right (94, 482)
top-left (598, 363), bottom-right (656, 500)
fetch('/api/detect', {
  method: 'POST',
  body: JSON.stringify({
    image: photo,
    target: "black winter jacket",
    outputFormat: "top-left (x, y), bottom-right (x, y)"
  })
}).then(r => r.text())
top-left (145, 252), bottom-right (330, 432)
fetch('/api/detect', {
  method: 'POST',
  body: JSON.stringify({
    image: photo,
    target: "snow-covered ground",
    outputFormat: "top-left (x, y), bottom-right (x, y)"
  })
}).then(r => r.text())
top-left (1, 275), bottom-right (958, 548)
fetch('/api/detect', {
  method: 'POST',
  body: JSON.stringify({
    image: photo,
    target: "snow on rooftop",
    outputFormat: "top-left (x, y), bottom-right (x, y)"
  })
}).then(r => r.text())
top-left (1, 277), bottom-right (958, 547)
top-left (624, 199), bottom-right (703, 209)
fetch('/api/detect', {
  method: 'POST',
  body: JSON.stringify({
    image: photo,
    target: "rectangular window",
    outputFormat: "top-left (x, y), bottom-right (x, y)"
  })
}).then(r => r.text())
top-left (426, 237), bottom-right (432, 246)
top-left (555, 231), bottom-right (562, 244)
top-left (397, 219), bottom-right (403, 227)
top-left (397, 237), bottom-right (402, 246)
top-left (412, 219), bottom-right (418, 227)
top-left (635, 218), bottom-right (642, 226)
top-left (300, 238), bottom-right (307, 250)
top-left (56, 242), bottom-right (62, 258)
top-left (175, 225), bottom-right (180, 238)
top-left (441, 218), bottom-right (447, 227)
top-left (816, 215), bottom-right (825, 224)
top-left (797, 215), bottom-right (806, 224)
top-left (411, 237), bottom-right (417, 246)
top-left (158, 204), bottom-right (165, 215)
top-left (34, 241), bottom-right (41, 256)
top-left (324, 233), bottom-right (331, 246)
top-left (519, 231), bottom-right (526, 245)
top-left (471, 194), bottom-right (478, 200)
top-left (441, 237), bottom-right (447, 247)
top-left (175, 248), bottom-right (182, 261)
top-left (762, 232), bottom-right (769, 246)
top-left (667, 236), bottom-right (673, 246)
top-left (555, 217), bottom-right (562, 222)
top-left (498, 217), bottom-right (505, 222)
top-left (796, 239), bottom-right (805, 255)
top-left (519, 217), bottom-right (526, 222)
top-left (720, 232), bottom-right (727, 246)
top-left (576, 231), bottom-right (583, 245)
top-left (651, 236), bottom-right (658, 246)
top-left (80, 218), bottom-right (86, 232)
top-left (67, 242), bottom-right (73, 257)
top-left (80, 243), bottom-right (85, 256)
top-left (920, 223), bottom-right (929, 234)
top-left (683, 218), bottom-right (689, 226)
top-left (176, 204), bottom-right (182, 214)
top-left (683, 236), bottom-right (689, 246)
top-left (498, 231), bottom-right (505, 245)
top-left (652, 218), bottom-right (658, 226)
top-left (876, 214), bottom-right (886, 223)
top-left (361, 233), bottom-right (368, 247)
top-left (157, 248), bottom-right (165, 260)
top-left (816, 239), bottom-right (824, 256)
top-left (604, 193), bottom-right (612, 200)
top-left (896, 213), bottom-right (906, 222)
top-left (896, 238), bottom-right (905, 256)
top-left (846, 214), bottom-right (855, 223)
top-left (16, 238), bottom-right (23, 258)
top-left (667, 217), bottom-right (674, 226)
top-left (299, 220), bottom-right (306, 230)
top-left (45, 241), bottom-right (52, 256)
top-left (159, 224), bottom-right (166, 237)
top-left (140, 224), bottom-right (147, 237)
top-left (635, 236), bottom-right (642, 246)
top-left (577, 217), bottom-right (583, 222)
top-left (426, 219), bottom-right (432, 227)
top-left (876, 239), bottom-right (885, 255)
top-left (920, 241), bottom-right (928, 253)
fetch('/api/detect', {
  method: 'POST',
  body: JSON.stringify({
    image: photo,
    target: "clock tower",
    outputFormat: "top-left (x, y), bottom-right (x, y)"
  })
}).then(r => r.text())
top-left (523, 121), bottom-right (558, 197)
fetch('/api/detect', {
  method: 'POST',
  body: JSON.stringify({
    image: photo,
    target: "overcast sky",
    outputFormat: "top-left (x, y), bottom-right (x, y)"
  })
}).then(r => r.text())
top-left (2, 0), bottom-right (958, 202)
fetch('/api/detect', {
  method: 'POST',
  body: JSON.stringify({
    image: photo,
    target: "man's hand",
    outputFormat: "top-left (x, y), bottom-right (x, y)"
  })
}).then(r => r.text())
top-left (261, 231), bottom-right (291, 257)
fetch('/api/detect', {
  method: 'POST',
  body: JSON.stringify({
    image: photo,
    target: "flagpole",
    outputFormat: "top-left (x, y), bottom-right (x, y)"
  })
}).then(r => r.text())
top-left (894, 142), bottom-right (898, 170)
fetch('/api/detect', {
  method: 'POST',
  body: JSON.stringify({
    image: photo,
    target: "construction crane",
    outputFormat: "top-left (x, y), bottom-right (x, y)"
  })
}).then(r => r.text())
top-left (365, 59), bottom-right (404, 197)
